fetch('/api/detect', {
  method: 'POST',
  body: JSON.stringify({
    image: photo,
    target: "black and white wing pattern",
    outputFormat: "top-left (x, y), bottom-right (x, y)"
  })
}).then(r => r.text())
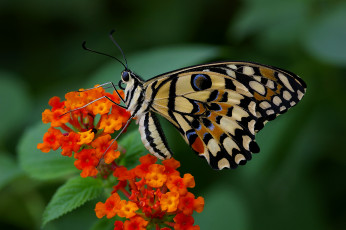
top-left (140, 61), bottom-right (306, 169)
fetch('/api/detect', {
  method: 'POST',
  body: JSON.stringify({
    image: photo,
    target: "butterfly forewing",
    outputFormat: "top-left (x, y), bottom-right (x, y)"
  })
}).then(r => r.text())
top-left (140, 61), bottom-right (306, 170)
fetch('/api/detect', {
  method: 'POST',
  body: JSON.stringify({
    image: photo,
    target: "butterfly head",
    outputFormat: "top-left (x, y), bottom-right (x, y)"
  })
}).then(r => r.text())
top-left (121, 70), bottom-right (131, 82)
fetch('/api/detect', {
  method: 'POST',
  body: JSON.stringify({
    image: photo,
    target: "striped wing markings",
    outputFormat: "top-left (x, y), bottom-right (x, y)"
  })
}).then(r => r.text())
top-left (146, 71), bottom-right (258, 169)
top-left (138, 112), bottom-right (172, 160)
top-left (142, 62), bottom-right (306, 169)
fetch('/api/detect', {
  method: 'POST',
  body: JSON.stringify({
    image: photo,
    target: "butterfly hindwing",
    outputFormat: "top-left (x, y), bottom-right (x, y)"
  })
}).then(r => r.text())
top-left (141, 61), bottom-right (306, 169)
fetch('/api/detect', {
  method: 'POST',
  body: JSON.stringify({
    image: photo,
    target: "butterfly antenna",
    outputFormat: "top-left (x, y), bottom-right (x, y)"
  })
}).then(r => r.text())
top-left (109, 29), bottom-right (128, 69)
top-left (82, 41), bottom-right (127, 69)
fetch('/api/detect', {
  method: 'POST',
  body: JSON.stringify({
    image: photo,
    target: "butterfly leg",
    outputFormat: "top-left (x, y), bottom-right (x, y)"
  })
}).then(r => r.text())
top-left (61, 95), bottom-right (127, 116)
top-left (77, 82), bottom-right (126, 104)
top-left (97, 114), bottom-right (134, 167)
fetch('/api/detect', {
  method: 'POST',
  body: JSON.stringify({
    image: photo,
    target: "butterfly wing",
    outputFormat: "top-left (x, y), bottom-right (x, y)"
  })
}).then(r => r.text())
top-left (143, 62), bottom-right (306, 169)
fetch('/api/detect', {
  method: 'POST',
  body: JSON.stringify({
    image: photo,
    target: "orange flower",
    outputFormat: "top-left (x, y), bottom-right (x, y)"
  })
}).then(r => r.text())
top-left (123, 216), bottom-right (148, 230)
top-left (112, 106), bottom-right (131, 125)
top-left (94, 155), bottom-right (203, 229)
top-left (77, 129), bottom-right (95, 145)
top-left (98, 113), bottom-right (123, 133)
top-left (117, 200), bottom-right (139, 218)
top-left (163, 158), bottom-right (181, 176)
top-left (114, 166), bottom-right (135, 181)
top-left (64, 91), bottom-right (87, 110)
top-left (74, 149), bottom-right (98, 178)
top-left (89, 93), bottom-right (113, 115)
top-left (48, 96), bottom-right (65, 111)
top-left (91, 134), bottom-right (118, 159)
top-left (60, 132), bottom-right (81, 157)
top-left (134, 154), bottom-right (157, 178)
top-left (160, 191), bottom-right (179, 212)
top-left (104, 150), bottom-right (120, 164)
top-left (167, 174), bottom-right (195, 195)
top-left (95, 193), bottom-right (121, 219)
top-left (39, 87), bottom-right (137, 182)
top-left (173, 213), bottom-right (200, 230)
top-left (42, 108), bottom-right (70, 127)
top-left (37, 127), bottom-right (63, 152)
top-left (178, 192), bottom-right (204, 215)
top-left (145, 164), bottom-right (167, 188)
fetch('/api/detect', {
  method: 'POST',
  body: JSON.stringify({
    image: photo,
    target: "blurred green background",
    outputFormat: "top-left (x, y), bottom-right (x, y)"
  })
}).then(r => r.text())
top-left (1, 0), bottom-right (345, 229)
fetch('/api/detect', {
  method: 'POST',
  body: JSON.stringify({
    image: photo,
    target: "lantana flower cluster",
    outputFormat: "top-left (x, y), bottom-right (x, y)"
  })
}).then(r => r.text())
top-left (37, 86), bottom-right (131, 177)
top-left (38, 86), bottom-right (205, 229)
top-left (96, 154), bottom-right (204, 230)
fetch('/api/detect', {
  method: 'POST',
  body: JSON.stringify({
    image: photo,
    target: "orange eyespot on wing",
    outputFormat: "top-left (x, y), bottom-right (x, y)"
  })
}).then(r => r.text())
top-left (191, 136), bottom-right (204, 154)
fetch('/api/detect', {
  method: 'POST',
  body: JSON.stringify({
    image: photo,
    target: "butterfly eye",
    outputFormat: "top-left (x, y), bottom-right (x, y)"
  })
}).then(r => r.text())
top-left (121, 71), bottom-right (130, 82)
top-left (191, 74), bottom-right (212, 91)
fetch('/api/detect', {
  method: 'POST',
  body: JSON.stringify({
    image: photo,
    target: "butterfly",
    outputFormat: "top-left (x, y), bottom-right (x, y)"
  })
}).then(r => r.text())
top-left (82, 35), bottom-right (306, 170)
top-left (112, 61), bottom-right (307, 170)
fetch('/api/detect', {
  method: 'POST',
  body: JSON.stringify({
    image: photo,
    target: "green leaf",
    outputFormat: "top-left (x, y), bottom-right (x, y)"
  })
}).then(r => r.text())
top-left (89, 217), bottom-right (114, 230)
top-left (118, 130), bottom-right (146, 156)
top-left (86, 44), bottom-right (220, 86)
top-left (18, 122), bottom-right (78, 180)
top-left (42, 176), bottom-right (103, 227)
top-left (0, 152), bottom-right (23, 190)
top-left (303, 3), bottom-right (346, 66)
top-left (118, 130), bottom-right (147, 167)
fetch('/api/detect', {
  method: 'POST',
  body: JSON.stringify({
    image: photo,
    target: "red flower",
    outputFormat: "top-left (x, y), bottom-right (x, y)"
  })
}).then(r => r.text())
top-left (123, 216), bottom-right (148, 230)
top-left (173, 213), bottom-right (200, 230)
top-left (114, 221), bottom-right (124, 230)
top-left (60, 132), bottom-right (81, 157)
top-left (74, 149), bottom-right (98, 178)
top-left (178, 192), bottom-right (204, 215)
top-left (37, 127), bottom-right (63, 152)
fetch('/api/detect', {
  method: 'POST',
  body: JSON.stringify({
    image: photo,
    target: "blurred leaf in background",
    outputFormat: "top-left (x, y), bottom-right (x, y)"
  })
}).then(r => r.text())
top-left (0, 0), bottom-right (345, 229)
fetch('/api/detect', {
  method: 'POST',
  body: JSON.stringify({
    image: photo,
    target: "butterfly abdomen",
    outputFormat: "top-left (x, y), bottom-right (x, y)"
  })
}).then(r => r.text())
top-left (138, 112), bottom-right (172, 160)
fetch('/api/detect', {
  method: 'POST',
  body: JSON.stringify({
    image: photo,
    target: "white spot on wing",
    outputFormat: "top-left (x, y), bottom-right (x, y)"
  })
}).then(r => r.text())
top-left (260, 101), bottom-right (271, 110)
top-left (248, 119), bottom-right (256, 135)
top-left (242, 135), bottom-right (252, 151)
top-left (235, 154), bottom-right (246, 164)
top-left (243, 66), bottom-right (255, 75)
top-left (297, 90), bottom-right (304, 100)
top-left (223, 137), bottom-right (239, 155)
top-left (227, 64), bottom-right (237, 70)
top-left (278, 73), bottom-right (294, 92)
top-left (207, 139), bottom-right (220, 157)
top-left (218, 158), bottom-right (230, 169)
top-left (266, 109), bottom-right (274, 115)
top-left (254, 76), bottom-right (262, 82)
top-left (266, 80), bottom-right (275, 89)
top-left (248, 101), bottom-right (256, 116)
top-left (283, 91), bottom-right (292, 101)
top-left (225, 69), bottom-right (236, 78)
top-left (249, 81), bottom-right (266, 95)
top-left (232, 106), bottom-right (249, 120)
top-left (220, 117), bottom-right (241, 136)
top-left (273, 96), bottom-right (282, 106)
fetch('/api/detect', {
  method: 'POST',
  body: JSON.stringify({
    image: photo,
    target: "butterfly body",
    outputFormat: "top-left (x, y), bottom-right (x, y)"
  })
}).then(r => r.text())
top-left (120, 62), bottom-right (306, 170)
